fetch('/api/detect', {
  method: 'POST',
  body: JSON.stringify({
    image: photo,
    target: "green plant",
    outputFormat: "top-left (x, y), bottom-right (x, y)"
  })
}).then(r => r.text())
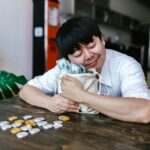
top-left (0, 71), bottom-right (28, 100)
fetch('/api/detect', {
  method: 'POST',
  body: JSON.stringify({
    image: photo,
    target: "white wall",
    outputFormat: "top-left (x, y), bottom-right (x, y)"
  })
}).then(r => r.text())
top-left (0, 0), bottom-right (33, 79)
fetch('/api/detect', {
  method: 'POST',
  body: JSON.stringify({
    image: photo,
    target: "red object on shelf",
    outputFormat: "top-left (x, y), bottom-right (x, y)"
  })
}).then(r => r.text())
top-left (46, 0), bottom-right (59, 71)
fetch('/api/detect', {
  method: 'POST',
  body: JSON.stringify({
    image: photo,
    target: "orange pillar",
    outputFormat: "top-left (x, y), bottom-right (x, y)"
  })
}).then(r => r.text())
top-left (46, 0), bottom-right (59, 70)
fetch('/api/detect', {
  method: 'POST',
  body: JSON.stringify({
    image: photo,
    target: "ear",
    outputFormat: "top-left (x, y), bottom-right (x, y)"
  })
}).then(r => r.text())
top-left (101, 37), bottom-right (105, 46)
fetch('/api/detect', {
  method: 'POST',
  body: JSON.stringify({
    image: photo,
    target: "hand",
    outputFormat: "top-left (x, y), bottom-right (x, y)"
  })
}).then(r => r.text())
top-left (46, 94), bottom-right (80, 113)
top-left (61, 75), bottom-right (84, 102)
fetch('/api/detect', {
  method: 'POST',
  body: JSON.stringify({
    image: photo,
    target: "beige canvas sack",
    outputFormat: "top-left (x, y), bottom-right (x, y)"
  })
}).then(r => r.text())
top-left (58, 69), bottom-right (100, 114)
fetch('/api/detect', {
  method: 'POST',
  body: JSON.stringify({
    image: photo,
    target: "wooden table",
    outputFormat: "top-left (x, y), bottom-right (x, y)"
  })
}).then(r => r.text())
top-left (0, 97), bottom-right (150, 150)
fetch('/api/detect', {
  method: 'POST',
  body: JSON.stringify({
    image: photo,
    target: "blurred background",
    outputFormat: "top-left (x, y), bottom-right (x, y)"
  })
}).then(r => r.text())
top-left (0, 0), bottom-right (150, 86)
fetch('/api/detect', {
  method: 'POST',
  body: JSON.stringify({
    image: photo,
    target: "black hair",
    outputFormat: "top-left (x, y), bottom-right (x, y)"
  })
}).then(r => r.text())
top-left (56, 17), bottom-right (102, 59)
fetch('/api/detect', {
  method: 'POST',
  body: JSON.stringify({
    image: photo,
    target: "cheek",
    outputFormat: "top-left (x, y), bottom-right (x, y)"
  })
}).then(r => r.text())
top-left (96, 45), bottom-right (105, 55)
top-left (69, 56), bottom-right (84, 65)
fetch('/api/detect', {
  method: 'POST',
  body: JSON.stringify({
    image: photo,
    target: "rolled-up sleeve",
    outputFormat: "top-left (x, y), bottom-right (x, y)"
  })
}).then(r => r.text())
top-left (28, 66), bottom-right (59, 95)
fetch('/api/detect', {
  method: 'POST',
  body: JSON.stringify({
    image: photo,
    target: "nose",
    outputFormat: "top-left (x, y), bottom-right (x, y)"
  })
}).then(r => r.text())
top-left (84, 49), bottom-right (94, 60)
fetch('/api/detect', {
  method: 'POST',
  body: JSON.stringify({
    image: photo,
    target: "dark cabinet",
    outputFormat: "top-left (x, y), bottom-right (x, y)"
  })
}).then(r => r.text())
top-left (95, 7), bottom-right (106, 23)
top-left (75, 0), bottom-right (109, 19)
top-left (94, 0), bottom-right (109, 8)
top-left (96, 7), bottom-right (122, 28)
top-left (122, 16), bottom-right (140, 30)
top-left (75, 0), bottom-right (93, 18)
top-left (95, 8), bottom-right (140, 30)
top-left (75, 0), bottom-right (140, 31)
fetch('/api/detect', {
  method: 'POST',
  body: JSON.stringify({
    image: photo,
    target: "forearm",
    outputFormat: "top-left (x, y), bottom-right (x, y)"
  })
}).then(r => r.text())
top-left (19, 84), bottom-right (50, 109)
top-left (80, 91), bottom-right (150, 123)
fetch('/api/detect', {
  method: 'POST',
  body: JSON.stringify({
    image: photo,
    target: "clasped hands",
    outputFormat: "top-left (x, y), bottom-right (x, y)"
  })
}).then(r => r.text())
top-left (49, 75), bottom-right (84, 114)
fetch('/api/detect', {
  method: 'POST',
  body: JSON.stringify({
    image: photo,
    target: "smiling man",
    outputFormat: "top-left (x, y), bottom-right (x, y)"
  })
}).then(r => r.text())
top-left (19, 17), bottom-right (150, 123)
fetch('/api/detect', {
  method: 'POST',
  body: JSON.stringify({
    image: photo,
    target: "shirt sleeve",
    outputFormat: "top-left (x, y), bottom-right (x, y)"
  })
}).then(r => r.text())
top-left (119, 56), bottom-right (150, 100)
top-left (28, 66), bottom-right (59, 95)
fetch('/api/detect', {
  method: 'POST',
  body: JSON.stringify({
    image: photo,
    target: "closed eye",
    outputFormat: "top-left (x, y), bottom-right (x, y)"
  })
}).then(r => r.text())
top-left (88, 43), bottom-right (96, 49)
top-left (73, 50), bottom-right (82, 57)
top-left (87, 41), bottom-right (96, 49)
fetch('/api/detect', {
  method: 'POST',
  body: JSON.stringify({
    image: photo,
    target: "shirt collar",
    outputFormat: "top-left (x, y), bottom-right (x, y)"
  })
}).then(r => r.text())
top-left (100, 52), bottom-right (112, 87)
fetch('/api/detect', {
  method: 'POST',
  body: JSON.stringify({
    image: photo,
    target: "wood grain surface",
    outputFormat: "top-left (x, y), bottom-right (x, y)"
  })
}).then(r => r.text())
top-left (0, 97), bottom-right (150, 150)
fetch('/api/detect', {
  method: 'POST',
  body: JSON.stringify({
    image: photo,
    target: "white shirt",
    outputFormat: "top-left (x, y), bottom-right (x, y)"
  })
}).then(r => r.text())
top-left (28, 49), bottom-right (150, 100)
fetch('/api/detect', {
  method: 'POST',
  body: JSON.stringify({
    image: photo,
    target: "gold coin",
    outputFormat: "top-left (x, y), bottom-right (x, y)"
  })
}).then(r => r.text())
top-left (10, 128), bottom-right (21, 134)
top-left (8, 116), bottom-right (18, 121)
top-left (25, 120), bottom-right (36, 127)
top-left (58, 115), bottom-right (70, 121)
top-left (15, 119), bottom-right (24, 124)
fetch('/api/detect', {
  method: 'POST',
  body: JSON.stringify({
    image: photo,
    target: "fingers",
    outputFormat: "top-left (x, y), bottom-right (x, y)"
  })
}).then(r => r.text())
top-left (62, 75), bottom-right (73, 80)
top-left (60, 102), bottom-right (80, 112)
top-left (61, 75), bottom-right (77, 83)
top-left (57, 98), bottom-right (80, 112)
top-left (63, 99), bottom-right (77, 105)
top-left (75, 102), bottom-right (79, 106)
top-left (54, 94), bottom-right (80, 113)
top-left (61, 76), bottom-right (71, 86)
top-left (61, 76), bottom-right (77, 90)
top-left (50, 95), bottom-right (80, 113)
top-left (57, 110), bottom-right (65, 114)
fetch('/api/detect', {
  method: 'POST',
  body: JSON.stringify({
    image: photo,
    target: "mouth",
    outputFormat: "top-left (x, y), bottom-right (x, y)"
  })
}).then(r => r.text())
top-left (86, 58), bottom-right (98, 68)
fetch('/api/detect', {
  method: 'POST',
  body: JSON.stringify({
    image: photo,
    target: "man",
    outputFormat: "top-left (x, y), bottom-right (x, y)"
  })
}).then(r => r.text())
top-left (20, 17), bottom-right (150, 123)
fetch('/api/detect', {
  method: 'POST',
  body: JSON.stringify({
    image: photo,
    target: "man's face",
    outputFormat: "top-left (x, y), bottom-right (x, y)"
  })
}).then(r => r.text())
top-left (68, 36), bottom-right (106, 72)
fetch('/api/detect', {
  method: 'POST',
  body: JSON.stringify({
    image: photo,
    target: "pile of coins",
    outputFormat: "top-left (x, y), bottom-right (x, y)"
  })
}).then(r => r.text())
top-left (0, 115), bottom-right (70, 139)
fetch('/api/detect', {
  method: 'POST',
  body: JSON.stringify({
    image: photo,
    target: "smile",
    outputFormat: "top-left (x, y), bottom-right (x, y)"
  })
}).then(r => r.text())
top-left (86, 58), bottom-right (98, 68)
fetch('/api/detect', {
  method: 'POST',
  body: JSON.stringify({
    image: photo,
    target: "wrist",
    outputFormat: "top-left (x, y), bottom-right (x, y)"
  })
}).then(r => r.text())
top-left (77, 89), bottom-right (89, 103)
top-left (42, 95), bottom-right (51, 110)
